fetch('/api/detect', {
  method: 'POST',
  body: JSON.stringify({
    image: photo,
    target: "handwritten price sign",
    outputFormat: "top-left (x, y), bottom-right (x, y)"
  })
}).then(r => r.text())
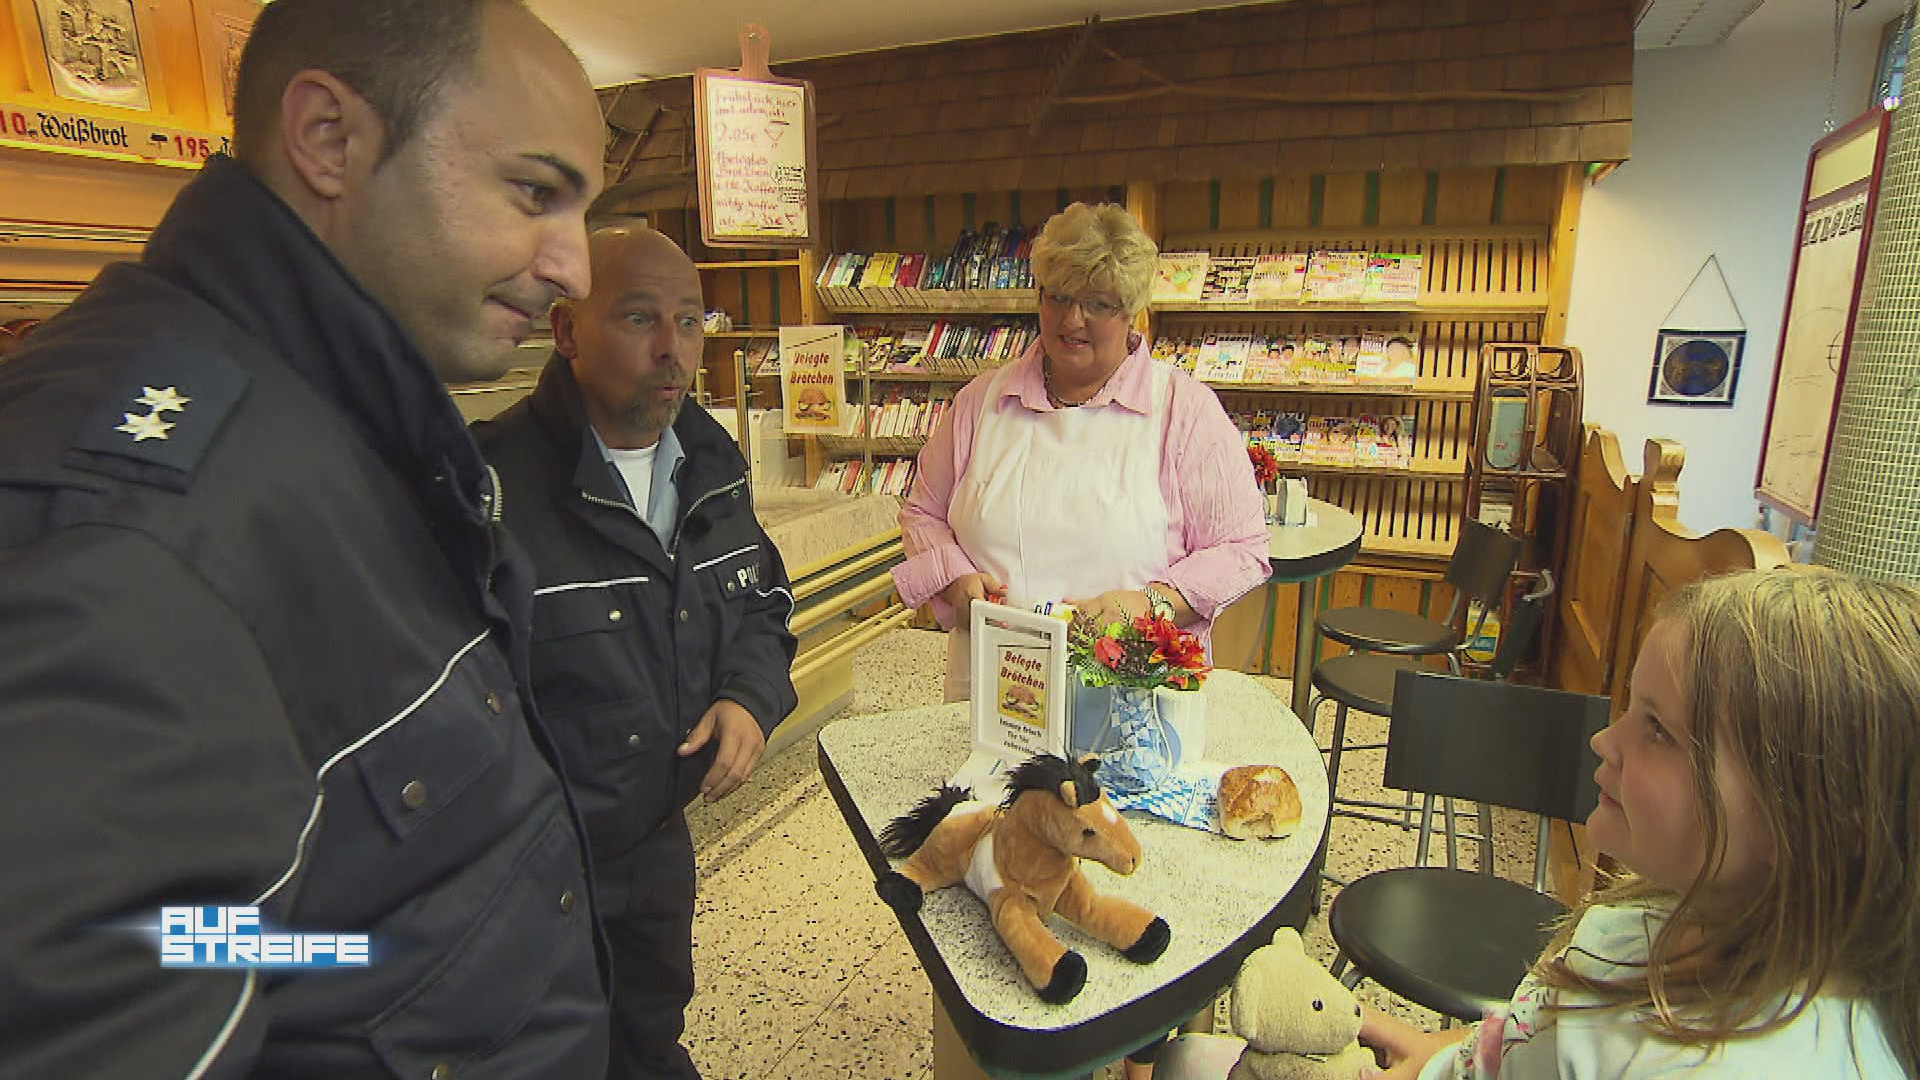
top-left (1, 101), bottom-right (228, 168)
top-left (695, 71), bottom-right (815, 245)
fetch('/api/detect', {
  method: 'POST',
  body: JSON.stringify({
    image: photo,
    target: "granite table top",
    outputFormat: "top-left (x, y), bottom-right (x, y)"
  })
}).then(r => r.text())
top-left (1267, 499), bottom-right (1364, 583)
top-left (817, 669), bottom-right (1331, 1079)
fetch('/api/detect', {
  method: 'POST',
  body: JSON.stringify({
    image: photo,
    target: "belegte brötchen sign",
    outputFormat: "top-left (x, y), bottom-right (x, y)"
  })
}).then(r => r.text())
top-left (779, 325), bottom-right (847, 434)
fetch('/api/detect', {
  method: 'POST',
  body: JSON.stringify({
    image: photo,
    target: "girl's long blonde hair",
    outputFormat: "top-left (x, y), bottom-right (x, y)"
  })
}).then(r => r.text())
top-left (1536, 566), bottom-right (1920, 1075)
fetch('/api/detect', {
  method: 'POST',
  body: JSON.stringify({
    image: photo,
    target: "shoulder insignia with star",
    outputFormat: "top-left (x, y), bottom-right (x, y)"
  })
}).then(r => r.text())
top-left (71, 336), bottom-right (249, 487)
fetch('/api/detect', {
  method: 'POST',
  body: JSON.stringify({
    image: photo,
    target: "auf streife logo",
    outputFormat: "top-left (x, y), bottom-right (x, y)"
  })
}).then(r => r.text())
top-left (159, 906), bottom-right (371, 969)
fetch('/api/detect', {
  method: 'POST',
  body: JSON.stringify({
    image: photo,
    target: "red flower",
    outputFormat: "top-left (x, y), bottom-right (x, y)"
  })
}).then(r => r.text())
top-left (1247, 443), bottom-right (1282, 487)
top-left (1094, 636), bottom-right (1126, 668)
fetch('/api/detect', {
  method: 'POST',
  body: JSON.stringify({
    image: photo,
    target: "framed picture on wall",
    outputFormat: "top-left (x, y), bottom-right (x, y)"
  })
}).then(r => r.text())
top-left (1755, 107), bottom-right (1891, 524)
top-left (1648, 330), bottom-right (1744, 406)
top-left (31, 0), bottom-right (152, 112)
top-left (192, 0), bottom-right (261, 123)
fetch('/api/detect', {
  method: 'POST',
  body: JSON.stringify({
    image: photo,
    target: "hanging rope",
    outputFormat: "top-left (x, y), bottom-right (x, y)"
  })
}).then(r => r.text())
top-left (1661, 254), bottom-right (1747, 331)
top-left (1829, 0), bottom-right (1849, 133)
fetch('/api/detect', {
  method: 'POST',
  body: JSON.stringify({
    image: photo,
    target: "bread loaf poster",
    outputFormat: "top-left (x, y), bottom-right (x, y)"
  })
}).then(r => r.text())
top-left (779, 325), bottom-right (847, 433)
top-left (949, 602), bottom-right (1069, 801)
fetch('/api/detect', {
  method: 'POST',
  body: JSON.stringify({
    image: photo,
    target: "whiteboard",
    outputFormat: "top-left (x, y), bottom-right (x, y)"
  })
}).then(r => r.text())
top-left (693, 70), bottom-right (818, 247)
top-left (1755, 109), bottom-right (1888, 523)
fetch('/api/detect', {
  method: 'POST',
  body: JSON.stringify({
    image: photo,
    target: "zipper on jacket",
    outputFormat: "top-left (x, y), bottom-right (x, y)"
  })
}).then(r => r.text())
top-left (670, 477), bottom-right (746, 557)
top-left (581, 488), bottom-right (645, 523)
top-left (483, 465), bottom-right (506, 592)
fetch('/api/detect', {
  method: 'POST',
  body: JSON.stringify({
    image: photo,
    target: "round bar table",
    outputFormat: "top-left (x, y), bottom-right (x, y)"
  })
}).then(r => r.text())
top-left (1260, 499), bottom-right (1364, 722)
top-left (818, 670), bottom-right (1331, 1080)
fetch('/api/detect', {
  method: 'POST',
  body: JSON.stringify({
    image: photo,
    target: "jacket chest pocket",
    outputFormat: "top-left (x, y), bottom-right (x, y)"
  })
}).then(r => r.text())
top-left (353, 644), bottom-right (511, 841)
top-left (532, 576), bottom-right (652, 638)
top-left (530, 578), bottom-right (652, 720)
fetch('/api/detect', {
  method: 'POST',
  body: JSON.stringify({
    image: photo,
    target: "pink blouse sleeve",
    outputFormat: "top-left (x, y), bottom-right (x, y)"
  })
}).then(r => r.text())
top-left (893, 377), bottom-right (987, 627)
top-left (1158, 375), bottom-right (1271, 625)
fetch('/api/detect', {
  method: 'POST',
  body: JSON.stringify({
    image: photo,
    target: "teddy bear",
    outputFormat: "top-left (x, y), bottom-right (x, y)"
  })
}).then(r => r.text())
top-left (1152, 928), bottom-right (1375, 1080)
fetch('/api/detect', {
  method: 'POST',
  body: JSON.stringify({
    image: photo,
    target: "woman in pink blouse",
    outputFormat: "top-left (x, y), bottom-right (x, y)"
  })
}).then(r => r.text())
top-left (894, 203), bottom-right (1271, 701)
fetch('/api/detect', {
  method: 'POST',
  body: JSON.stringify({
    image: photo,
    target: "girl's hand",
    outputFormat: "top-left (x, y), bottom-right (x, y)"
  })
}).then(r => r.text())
top-left (1359, 1006), bottom-right (1469, 1073)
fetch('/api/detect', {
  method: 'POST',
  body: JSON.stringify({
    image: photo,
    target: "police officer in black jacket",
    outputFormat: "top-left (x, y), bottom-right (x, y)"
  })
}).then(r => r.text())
top-left (0, 1), bottom-right (611, 1076)
top-left (475, 228), bottom-right (799, 1080)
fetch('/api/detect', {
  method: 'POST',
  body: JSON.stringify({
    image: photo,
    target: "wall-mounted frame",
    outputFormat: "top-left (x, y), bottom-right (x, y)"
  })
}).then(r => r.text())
top-left (693, 64), bottom-right (820, 248)
top-left (1648, 330), bottom-right (1743, 407)
top-left (28, 0), bottom-right (152, 112)
top-left (1756, 107), bottom-right (1891, 524)
top-left (191, 0), bottom-right (259, 124)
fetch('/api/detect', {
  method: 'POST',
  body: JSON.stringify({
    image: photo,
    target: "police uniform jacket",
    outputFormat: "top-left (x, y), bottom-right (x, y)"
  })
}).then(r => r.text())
top-left (0, 157), bottom-right (607, 1079)
top-left (475, 355), bottom-right (798, 860)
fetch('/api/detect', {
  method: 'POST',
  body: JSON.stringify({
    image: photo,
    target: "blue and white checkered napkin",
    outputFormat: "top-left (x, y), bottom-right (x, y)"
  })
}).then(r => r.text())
top-left (1107, 764), bottom-right (1230, 833)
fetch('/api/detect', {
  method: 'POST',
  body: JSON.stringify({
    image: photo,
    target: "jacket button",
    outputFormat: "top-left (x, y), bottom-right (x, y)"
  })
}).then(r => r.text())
top-left (608, 608), bottom-right (623, 622)
top-left (485, 692), bottom-right (503, 714)
top-left (678, 609), bottom-right (689, 623)
top-left (627, 733), bottom-right (643, 749)
top-left (559, 890), bottom-right (577, 915)
top-left (431, 1063), bottom-right (453, 1080)
top-left (401, 780), bottom-right (428, 810)
top-left (725, 581), bottom-right (735, 594)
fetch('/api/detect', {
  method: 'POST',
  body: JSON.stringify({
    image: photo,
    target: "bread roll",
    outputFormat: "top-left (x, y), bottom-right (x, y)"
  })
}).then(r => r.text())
top-left (1218, 765), bottom-right (1302, 840)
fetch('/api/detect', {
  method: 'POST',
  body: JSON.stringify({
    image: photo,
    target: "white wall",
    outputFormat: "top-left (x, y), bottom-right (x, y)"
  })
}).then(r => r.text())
top-left (1564, 0), bottom-right (1901, 532)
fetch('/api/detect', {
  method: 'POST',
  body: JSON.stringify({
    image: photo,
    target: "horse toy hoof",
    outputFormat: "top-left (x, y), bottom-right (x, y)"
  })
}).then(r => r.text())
top-left (875, 756), bottom-right (1169, 1002)
top-left (1040, 950), bottom-right (1087, 1004)
top-left (876, 871), bottom-right (923, 914)
top-left (1124, 916), bottom-right (1171, 964)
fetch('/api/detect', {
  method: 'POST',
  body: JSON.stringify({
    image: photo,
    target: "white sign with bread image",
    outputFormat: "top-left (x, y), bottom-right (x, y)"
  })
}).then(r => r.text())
top-left (779, 325), bottom-right (847, 433)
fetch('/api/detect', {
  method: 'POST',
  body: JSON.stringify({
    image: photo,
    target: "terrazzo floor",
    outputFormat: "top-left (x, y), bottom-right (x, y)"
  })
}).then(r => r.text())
top-left (680, 628), bottom-right (1538, 1080)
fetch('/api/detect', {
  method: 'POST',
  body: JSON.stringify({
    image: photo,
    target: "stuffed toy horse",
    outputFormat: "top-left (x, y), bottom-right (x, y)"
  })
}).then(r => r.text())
top-left (875, 753), bottom-right (1171, 1004)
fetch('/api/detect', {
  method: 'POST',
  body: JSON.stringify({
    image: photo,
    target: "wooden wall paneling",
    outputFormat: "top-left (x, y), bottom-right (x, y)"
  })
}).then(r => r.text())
top-left (1543, 162), bottom-right (1585, 346)
top-left (1434, 167), bottom-right (1500, 227)
top-left (1271, 175), bottom-right (1317, 228)
top-left (1500, 164), bottom-right (1561, 226)
top-left (1552, 425), bottom-right (1637, 700)
top-left (1162, 180), bottom-right (1214, 235)
top-left (1320, 173), bottom-right (1371, 228)
top-left (1218, 179), bottom-right (1266, 231)
top-left (1378, 172), bottom-right (1429, 227)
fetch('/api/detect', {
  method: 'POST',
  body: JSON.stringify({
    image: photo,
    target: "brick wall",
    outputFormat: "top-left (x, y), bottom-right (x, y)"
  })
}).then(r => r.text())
top-left (601, 0), bottom-right (1631, 204)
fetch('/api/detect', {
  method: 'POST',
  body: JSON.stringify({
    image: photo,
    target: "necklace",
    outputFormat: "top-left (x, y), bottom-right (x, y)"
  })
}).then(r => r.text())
top-left (1043, 358), bottom-right (1102, 408)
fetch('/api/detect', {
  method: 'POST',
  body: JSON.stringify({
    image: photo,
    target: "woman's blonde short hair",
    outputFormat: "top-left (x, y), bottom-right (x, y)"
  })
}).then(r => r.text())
top-left (1029, 203), bottom-right (1159, 317)
top-left (1537, 566), bottom-right (1920, 1076)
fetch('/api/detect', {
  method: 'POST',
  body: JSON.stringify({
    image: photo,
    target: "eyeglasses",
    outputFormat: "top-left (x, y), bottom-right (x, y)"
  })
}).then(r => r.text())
top-left (1038, 290), bottom-right (1128, 322)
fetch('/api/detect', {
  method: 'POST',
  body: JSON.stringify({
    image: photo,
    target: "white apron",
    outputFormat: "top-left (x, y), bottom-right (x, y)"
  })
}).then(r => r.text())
top-left (943, 362), bottom-right (1173, 701)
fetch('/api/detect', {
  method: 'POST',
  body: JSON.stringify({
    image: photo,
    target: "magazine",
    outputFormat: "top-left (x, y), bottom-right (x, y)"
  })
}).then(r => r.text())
top-left (1303, 250), bottom-right (1369, 303)
top-left (1152, 253), bottom-right (1210, 302)
top-left (1361, 253), bottom-right (1424, 303)
top-left (1247, 253), bottom-right (1309, 302)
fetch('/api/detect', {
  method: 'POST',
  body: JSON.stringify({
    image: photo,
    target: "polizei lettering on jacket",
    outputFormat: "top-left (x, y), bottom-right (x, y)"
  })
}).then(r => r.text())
top-left (39, 112), bottom-right (130, 149)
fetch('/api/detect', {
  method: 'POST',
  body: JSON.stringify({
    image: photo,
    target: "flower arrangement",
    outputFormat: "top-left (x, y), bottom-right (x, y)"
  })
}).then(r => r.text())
top-left (1248, 442), bottom-right (1282, 488)
top-left (1068, 612), bottom-right (1212, 691)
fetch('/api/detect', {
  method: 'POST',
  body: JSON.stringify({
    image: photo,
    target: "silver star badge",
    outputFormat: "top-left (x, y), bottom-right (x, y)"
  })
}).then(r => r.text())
top-left (116, 412), bottom-right (174, 442)
top-left (137, 386), bottom-right (191, 413)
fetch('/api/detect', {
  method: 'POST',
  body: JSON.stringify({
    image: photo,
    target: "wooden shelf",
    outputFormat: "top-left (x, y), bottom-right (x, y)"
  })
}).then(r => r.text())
top-left (860, 367), bottom-right (1002, 383)
top-left (707, 329), bottom-right (783, 339)
top-left (1206, 380), bottom-right (1473, 401)
top-left (816, 434), bottom-right (927, 456)
top-left (820, 291), bottom-right (1036, 315)
top-left (697, 259), bottom-right (802, 270)
top-left (1281, 460), bottom-right (1467, 482)
top-left (1152, 298), bottom-right (1546, 317)
top-left (1361, 535), bottom-right (1456, 559)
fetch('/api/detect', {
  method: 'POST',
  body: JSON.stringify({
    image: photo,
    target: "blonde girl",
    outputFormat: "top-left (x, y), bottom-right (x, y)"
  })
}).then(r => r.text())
top-left (1362, 566), bottom-right (1919, 1078)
